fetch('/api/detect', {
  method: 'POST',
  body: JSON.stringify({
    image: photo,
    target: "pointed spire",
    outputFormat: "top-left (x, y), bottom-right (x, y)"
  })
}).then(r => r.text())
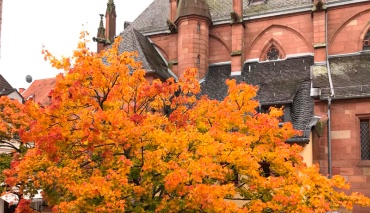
top-left (97, 14), bottom-right (105, 38)
top-left (106, 0), bottom-right (116, 16)
top-left (93, 14), bottom-right (108, 53)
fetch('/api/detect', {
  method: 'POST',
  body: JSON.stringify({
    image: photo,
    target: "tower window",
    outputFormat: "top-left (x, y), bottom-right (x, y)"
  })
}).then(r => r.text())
top-left (197, 22), bottom-right (201, 32)
top-left (197, 54), bottom-right (201, 64)
top-left (265, 45), bottom-right (280, 61)
top-left (363, 29), bottom-right (370, 51)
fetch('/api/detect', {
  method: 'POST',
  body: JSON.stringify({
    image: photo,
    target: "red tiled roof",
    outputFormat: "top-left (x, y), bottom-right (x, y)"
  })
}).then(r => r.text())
top-left (22, 78), bottom-right (56, 106)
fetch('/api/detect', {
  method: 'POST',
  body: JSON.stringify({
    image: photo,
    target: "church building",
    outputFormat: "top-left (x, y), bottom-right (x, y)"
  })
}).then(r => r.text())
top-left (95, 1), bottom-right (370, 212)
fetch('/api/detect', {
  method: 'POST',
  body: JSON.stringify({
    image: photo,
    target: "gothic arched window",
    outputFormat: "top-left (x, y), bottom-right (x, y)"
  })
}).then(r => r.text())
top-left (265, 45), bottom-right (280, 61)
top-left (363, 28), bottom-right (370, 51)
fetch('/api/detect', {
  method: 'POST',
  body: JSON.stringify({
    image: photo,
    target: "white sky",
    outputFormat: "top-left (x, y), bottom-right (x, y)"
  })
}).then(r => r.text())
top-left (0, 0), bottom-right (154, 89)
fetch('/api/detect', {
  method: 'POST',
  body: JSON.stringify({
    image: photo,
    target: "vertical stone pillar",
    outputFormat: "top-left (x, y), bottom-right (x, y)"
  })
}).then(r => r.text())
top-left (231, 0), bottom-right (244, 75)
top-left (313, 0), bottom-right (327, 63)
top-left (105, 0), bottom-right (117, 43)
top-left (169, 0), bottom-right (177, 23)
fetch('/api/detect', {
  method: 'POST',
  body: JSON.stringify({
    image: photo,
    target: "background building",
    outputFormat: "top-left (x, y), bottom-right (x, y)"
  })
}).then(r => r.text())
top-left (0, 0), bottom-right (3, 56)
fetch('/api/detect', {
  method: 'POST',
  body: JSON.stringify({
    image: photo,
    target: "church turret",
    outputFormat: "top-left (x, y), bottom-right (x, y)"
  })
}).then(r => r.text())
top-left (175, 0), bottom-right (212, 79)
top-left (93, 0), bottom-right (117, 53)
top-left (97, 14), bottom-right (105, 38)
top-left (93, 14), bottom-right (108, 53)
top-left (105, 0), bottom-right (116, 43)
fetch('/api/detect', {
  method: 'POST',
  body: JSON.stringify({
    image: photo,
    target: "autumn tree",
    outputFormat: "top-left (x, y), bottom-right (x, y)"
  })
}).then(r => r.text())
top-left (0, 96), bottom-right (33, 185)
top-left (0, 95), bottom-right (38, 212)
top-left (0, 96), bottom-right (32, 153)
top-left (5, 32), bottom-right (370, 213)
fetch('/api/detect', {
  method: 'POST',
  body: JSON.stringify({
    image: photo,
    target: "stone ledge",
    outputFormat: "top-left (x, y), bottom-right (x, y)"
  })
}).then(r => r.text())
top-left (357, 160), bottom-right (370, 167)
top-left (231, 50), bottom-right (242, 56)
top-left (314, 43), bottom-right (326, 49)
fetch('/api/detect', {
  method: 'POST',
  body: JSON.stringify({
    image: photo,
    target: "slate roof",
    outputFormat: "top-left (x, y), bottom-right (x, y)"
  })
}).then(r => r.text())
top-left (117, 27), bottom-right (171, 79)
top-left (243, 57), bottom-right (313, 105)
top-left (0, 74), bottom-right (16, 96)
top-left (199, 64), bottom-right (231, 101)
top-left (313, 53), bottom-right (370, 100)
top-left (200, 56), bottom-right (314, 132)
top-left (243, 0), bottom-right (311, 17)
top-left (22, 78), bottom-right (56, 106)
top-left (129, 0), bottom-right (361, 35)
top-left (129, 0), bottom-right (169, 34)
top-left (129, 0), bottom-right (315, 35)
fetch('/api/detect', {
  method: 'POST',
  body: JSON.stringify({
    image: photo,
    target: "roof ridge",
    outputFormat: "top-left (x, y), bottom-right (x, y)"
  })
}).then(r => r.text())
top-left (32, 77), bottom-right (57, 82)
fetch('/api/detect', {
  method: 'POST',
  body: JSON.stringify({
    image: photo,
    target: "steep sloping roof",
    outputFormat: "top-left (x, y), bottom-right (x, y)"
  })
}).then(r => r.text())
top-left (118, 27), bottom-right (171, 79)
top-left (243, 57), bottom-right (313, 105)
top-left (0, 74), bottom-right (15, 96)
top-left (199, 64), bottom-right (231, 101)
top-left (200, 56), bottom-right (314, 131)
top-left (22, 78), bottom-right (56, 106)
top-left (129, 0), bottom-right (315, 35)
top-left (313, 53), bottom-right (370, 99)
top-left (243, 0), bottom-right (311, 17)
top-left (129, 0), bottom-right (170, 34)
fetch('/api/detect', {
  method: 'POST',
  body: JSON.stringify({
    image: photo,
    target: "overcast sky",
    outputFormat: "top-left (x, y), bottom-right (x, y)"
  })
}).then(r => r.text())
top-left (0, 0), bottom-right (154, 89)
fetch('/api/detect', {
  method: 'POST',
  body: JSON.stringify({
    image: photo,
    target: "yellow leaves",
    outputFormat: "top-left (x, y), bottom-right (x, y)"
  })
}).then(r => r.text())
top-left (330, 175), bottom-right (350, 189)
top-left (5, 30), bottom-right (370, 213)
top-left (225, 79), bottom-right (259, 112)
top-left (268, 106), bottom-right (283, 118)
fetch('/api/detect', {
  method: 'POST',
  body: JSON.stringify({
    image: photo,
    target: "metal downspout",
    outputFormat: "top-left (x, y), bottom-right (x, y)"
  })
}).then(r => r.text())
top-left (325, 9), bottom-right (335, 178)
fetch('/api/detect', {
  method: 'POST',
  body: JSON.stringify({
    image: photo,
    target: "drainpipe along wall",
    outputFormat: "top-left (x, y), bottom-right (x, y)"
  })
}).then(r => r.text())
top-left (325, 8), bottom-right (335, 178)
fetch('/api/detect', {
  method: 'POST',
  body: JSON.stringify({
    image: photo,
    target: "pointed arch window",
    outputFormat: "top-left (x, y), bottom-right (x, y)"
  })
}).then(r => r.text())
top-left (363, 28), bottom-right (370, 51)
top-left (265, 45), bottom-right (280, 61)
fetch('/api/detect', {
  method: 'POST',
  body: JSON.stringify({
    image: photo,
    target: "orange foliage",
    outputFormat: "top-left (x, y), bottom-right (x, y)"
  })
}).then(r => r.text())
top-left (3, 32), bottom-right (370, 212)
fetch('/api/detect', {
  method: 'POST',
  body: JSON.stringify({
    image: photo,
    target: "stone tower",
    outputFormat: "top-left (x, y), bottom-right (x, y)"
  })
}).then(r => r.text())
top-left (175, 0), bottom-right (212, 79)
top-left (93, 0), bottom-right (117, 53)
top-left (105, 0), bottom-right (116, 43)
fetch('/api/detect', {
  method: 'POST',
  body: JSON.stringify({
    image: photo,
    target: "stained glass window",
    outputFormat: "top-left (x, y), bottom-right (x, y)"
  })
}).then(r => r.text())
top-left (265, 45), bottom-right (280, 61)
top-left (363, 29), bottom-right (370, 51)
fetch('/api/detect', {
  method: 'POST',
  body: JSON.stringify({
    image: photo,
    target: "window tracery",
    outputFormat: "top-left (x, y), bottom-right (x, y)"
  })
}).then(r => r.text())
top-left (363, 29), bottom-right (370, 51)
top-left (265, 45), bottom-right (280, 61)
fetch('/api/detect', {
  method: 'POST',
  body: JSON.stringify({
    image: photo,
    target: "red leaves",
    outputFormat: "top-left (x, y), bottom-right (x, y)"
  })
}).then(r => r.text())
top-left (15, 199), bottom-right (35, 213)
top-left (130, 114), bottom-right (145, 124)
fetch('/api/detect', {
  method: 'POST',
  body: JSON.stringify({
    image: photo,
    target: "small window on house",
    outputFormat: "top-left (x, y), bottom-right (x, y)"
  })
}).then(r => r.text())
top-left (360, 119), bottom-right (370, 160)
top-left (260, 104), bottom-right (290, 122)
top-left (265, 45), bottom-right (280, 61)
top-left (363, 29), bottom-right (370, 51)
